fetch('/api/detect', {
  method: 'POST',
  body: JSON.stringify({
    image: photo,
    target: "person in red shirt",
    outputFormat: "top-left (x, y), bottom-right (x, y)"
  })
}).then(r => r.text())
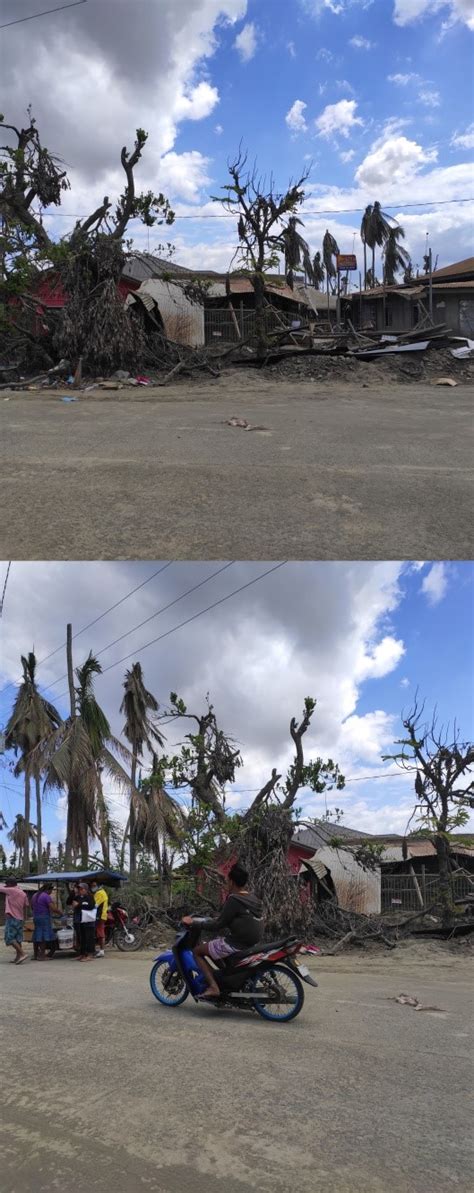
top-left (0, 878), bottom-right (30, 964)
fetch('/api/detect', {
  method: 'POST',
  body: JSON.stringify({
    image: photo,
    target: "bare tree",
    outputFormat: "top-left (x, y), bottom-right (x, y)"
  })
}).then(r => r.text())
top-left (385, 699), bottom-right (474, 927)
top-left (214, 147), bottom-right (310, 356)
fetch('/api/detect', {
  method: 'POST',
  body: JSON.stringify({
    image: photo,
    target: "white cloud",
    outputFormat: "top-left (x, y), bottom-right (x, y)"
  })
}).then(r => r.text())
top-left (316, 47), bottom-right (335, 61)
top-left (355, 133), bottom-right (438, 188)
top-left (388, 71), bottom-right (421, 84)
top-left (214, 123), bottom-right (224, 136)
top-left (340, 711), bottom-right (397, 763)
top-left (451, 123), bottom-right (474, 149)
top-left (350, 34), bottom-right (375, 47)
top-left (421, 562), bottom-right (449, 605)
top-left (174, 80), bottom-right (219, 121)
top-left (316, 99), bottom-right (364, 139)
top-left (157, 151), bottom-right (212, 202)
top-left (285, 99), bottom-right (308, 133)
top-left (340, 148), bottom-right (355, 162)
top-left (419, 87), bottom-right (441, 106)
top-left (400, 677), bottom-right (411, 688)
top-left (393, 0), bottom-right (474, 30)
top-left (234, 21), bottom-right (258, 61)
top-left (287, 40), bottom-right (297, 57)
top-left (1, 0), bottom-right (247, 213)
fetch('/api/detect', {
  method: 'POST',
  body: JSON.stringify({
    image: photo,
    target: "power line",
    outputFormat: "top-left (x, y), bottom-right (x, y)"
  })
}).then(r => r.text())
top-left (0, 561), bottom-right (174, 697)
top-left (42, 561), bottom-right (235, 695)
top-left (49, 562), bottom-right (288, 695)
top-left (0, 563), bottom-right (12, 619)
top-left (38, 196), bottom-right (473, 221)
top-left (0, 1), bottom-right (87, 29)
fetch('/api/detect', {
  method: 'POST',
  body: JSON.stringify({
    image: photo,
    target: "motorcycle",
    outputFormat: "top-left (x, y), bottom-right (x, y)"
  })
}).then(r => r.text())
top-left (149, 922), bottom-right (318, 1023)
top-left (105, 901), bottom-right (143, 952)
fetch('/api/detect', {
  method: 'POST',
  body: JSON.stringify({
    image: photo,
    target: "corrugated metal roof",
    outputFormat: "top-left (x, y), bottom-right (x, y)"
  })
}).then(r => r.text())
top-left (431, 257), bottom-right (474, 280)
top-left (407, 841), bottom-right (437, 857)
top-left (432, 280), bottom-right (474, 290)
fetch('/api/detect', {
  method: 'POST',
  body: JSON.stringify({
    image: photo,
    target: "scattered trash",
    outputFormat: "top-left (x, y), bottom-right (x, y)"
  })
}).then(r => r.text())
top-left (112, 369), bottom-right (130, 380)
top-left (135, 375), bottom-right (151, 386)
top-left (66, 375), bottom-right (75, 385)
top-left (60, 395), bottom-right (78, 403)
top-left (390, 993), bottom-right (446, 1013)
top-left (450, 339), bottom-right (474, 359)
top-left (100, 381), bottom-right (121, 390)
top-left (434, 377), bottom-right (458, 387)
top-left (225, 417), bottom-right (269, 432)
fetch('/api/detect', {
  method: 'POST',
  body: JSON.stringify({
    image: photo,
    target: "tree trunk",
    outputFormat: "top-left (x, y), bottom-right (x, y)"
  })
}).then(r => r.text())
top-left (35, 773), bottom-right (42, 875)
top-left (253, 268), bottom-right (267, 359)
top-left (23, 772), bottom-right (31, 872)
top-left (96, 772), bottom-right (110, 867)
top-left (363, 243), bottom-right (367, 290)
top-left (371, 246), bottom-right (375, 288)
top-left (119, 813), bottom-right (130, 873)
top-left (65, 623), bottom-right (75, 868)
top-left (129, 755), bottom-right (137, 876)
top-left (435, 833), bottom-right (455, 929)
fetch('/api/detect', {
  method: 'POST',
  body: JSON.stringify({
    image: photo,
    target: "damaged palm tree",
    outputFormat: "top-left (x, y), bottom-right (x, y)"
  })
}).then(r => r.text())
top-left (0, 111), bottom-right (174, 373)
top-left (213, 147), bottom-right (311, 357)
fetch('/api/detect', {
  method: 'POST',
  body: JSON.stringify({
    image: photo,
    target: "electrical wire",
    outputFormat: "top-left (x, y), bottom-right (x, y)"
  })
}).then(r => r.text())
top-left (41, 561), bottom-right (235, 695)
top-left (37, 196), bottom-right (473, 220)
top-left (0, 562), bottom-right (12, 619)
top-left (0, 561), bottom-right (174, 697)
top-left (0, 1), bottom-right (87, 29)
top-left (39, 562), bottom-right (289, 702)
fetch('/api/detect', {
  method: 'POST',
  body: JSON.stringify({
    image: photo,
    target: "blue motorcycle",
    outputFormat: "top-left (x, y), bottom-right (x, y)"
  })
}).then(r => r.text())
top-left (149, 922), bottom-right (317, 1023)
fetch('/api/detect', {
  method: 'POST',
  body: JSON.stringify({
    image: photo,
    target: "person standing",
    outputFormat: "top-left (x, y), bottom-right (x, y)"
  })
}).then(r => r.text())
top-left (66, 882), bottom-right (81, 951)
top-left (73, 882), bottom-right (97, 962)
top-left (90, 879), bottom-right (108, 957)
top-left (0, 878), bottom-right (30, 964)
top-left (31, 883), bottom-right (58, 959)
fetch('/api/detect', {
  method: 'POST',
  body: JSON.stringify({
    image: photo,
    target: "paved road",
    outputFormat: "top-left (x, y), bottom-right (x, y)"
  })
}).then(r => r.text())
top-left (1, 378), bottom-right (472, 559)
top-left (1, 946), bottom-right (472, 1192)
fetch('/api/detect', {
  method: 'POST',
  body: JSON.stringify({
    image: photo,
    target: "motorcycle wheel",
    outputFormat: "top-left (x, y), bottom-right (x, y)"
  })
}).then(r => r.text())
top-left (250, 963), bottom-right (304, 1022)
top-left (116, 927), bottom-right (143, 952)
top-left (150, 959), bottom-right (189, 1006)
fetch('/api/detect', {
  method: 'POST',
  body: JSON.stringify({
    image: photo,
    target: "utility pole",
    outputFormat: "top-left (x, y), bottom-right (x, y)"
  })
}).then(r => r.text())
top-left (428, 247), bottom-right (433, 324)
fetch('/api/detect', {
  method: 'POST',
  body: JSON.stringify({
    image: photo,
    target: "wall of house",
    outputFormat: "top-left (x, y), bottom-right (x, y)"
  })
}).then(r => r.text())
top-left (128, 279), bottom-right (205, 346)
top-left (315, 845), bottom-right (381, 914)
top-left (432, 292), bottom-right (474, 336)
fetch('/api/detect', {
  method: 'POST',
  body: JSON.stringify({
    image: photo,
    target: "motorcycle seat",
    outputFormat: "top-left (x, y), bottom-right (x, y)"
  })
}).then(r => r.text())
top-left (221, 936), bottom-right (298, 964)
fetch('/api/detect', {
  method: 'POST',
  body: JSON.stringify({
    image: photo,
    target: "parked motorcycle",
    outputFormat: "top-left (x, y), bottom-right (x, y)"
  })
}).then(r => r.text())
top-left (149, 922), bottom-right (317, 1023)
top-left (106, 901), bottom-right (143, 952)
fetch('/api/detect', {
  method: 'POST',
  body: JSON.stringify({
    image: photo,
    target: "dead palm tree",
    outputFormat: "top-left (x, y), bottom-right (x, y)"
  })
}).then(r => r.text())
top-left (322, 229), bottom-right (339, 313)
top-left (135, 754), bottom-right (184, 884)
top-left (360, 204), bottom-right (373, 290)
top-left (120, 663), bottom-right (165, 875)
top-left (280, 216), bottom-right (314, 288)
top-left (38, 652), bottom-right (137, 867)
top-left (7, 814), bottom-right (36, 871)
top-left (5, 652), bottom-right (61, 871)
top-left (312, 251), bottom-right (325, 290)
top-left (383, 224), bottom-right (411, 285)
top-left (365, 201), bottom-right (392, 288)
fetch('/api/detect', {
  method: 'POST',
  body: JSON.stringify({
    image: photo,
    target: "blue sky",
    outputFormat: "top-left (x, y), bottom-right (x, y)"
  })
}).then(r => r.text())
top-left (1, 559), bottom-right (473, 859)
top-left (2, 0), bottom-right (473, 279)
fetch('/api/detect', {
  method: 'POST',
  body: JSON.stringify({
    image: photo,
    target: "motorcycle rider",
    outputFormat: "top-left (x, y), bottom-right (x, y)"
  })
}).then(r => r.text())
top-left (182, 862), bottom-right (263, 998)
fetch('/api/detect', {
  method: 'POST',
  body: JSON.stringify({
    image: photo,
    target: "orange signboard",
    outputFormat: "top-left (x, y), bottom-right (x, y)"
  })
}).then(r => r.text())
top-left (336, 254), bottom-right (357, 271)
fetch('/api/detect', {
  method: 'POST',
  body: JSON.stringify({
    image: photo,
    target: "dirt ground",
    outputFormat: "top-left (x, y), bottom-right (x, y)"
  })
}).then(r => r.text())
top-left (1, 938), bottom-right (472, 1193)
top-left (1, 374), bottom-right (472, 559)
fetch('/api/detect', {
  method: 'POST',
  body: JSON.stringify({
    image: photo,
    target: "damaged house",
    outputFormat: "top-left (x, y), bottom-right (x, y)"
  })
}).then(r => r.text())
top-left (345, 257), bottom-right (474, 338)
top-left (122, 253), bottom-right (330, 347)
top-left (293, 824), bottom-right (474, 915)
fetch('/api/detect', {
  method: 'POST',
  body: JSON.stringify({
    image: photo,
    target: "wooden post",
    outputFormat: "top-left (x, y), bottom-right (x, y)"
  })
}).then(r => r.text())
top-left (336, 269), bottom-right (341, 327)
top-left (428, 247), bottom-right (433, 324)
top-left (239, 300), bottom-right (244, 339)
top-left (409, 863), bottom-right (424, 909)
top-left (421, 864), bottom-right (427, 907)
top-left (359, 271), bottom-right (362, 328)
